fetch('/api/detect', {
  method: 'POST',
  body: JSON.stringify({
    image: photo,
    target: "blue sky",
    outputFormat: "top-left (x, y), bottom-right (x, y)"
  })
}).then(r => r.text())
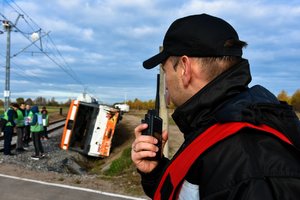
top-left (0, 0), bottom-right (299, 104)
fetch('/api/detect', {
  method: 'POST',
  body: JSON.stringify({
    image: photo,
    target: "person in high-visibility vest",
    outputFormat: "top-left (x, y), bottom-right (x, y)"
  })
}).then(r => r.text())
top-left (29, 105), bottom-right (45, 160)
top-left (131, 14), bottom-right (300, 200)
top-left (23, 104), bottom-right (31, 148)
top-left (41, 106), bottom-right (49, 140)
top-left (3, 103), bottom-right (19, 155)
top-left (16, 103), bottom-right (26, 152)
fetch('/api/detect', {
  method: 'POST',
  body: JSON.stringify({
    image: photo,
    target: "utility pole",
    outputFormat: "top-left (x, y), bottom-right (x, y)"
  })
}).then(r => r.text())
top-left (159, 46), bottom-right (169, 158)
top-left (3, 20), bottom-right (11, 111)
top-left (2, 15), bottom-right (22, 111)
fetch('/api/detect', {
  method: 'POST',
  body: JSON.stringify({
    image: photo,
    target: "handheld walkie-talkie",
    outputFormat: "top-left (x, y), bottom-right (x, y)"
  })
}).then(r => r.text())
top-left (141, 74), bottom-right (163, 160)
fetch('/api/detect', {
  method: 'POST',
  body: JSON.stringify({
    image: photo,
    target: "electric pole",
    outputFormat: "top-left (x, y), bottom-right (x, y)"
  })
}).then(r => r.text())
top-left (2, 14), bottom-right (22, 111)
top-left (3, 20), bottom-right (11, 111)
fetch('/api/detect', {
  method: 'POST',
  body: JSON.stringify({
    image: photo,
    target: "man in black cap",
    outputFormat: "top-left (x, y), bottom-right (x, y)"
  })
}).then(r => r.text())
top-left (131, 14), bottom-right (300, 199)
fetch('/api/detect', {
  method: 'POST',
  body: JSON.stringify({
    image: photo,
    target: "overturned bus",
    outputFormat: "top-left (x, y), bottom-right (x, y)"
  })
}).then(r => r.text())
top-left (60, 100), bottom-right (120, 157)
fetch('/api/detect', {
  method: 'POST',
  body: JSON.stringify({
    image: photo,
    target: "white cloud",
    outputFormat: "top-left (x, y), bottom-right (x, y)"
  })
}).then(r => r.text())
top-left (56, 0), bottom-right (82, 9)
top-left (1, 0), bottom-right (300, 103)
top-left (117, 25), bottom-right (159, 39)
top-left (38, 18), bottom-right (90, 40)
top-left (22, 68), bottom-right (47, 77)
top-left (81, 28), bottom-right (94, 40)
top-left (56, 44), bottom-right (80, 52)
top-left (82, 52), bottom-right (105, 64)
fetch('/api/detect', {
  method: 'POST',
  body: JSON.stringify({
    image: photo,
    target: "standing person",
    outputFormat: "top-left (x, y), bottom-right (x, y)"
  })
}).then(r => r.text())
top-left (2, 103), bottom-right (18, 156)
top-left (23, 104), bottom-right (31, 148)
top-left (131, 14), bottom-right (300, 199)
top-left (41, 106), bottom-right (49, 140)
top-left (30, 105), bottom-right (45, 160)
top-left (16, 103), bottom-right (26, 152)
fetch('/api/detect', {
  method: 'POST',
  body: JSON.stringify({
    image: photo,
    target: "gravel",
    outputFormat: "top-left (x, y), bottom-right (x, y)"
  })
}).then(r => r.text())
top-left (0, 114), bottom-right (148, 197)
top-left (0, 112), bottom-right (183, 198)
top-left (0, 129), bottom-right (85, 174)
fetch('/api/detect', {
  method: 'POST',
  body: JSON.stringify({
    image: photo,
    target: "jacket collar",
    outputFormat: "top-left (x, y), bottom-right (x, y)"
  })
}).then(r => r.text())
top-left (172, 59), bottom-right (251, 136)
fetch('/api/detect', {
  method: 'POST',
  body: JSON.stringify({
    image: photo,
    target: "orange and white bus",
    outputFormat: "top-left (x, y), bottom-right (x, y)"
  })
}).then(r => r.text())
top-left (60, 100), bottom-right (120, 157)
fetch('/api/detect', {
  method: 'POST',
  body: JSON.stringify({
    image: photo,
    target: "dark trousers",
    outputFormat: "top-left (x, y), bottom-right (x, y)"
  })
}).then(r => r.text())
top-left (42, 126), bottom-right (48, 138)
top-left (32, 132), bottom-right (44, 156)
top-left (3, 126), bottom-right (13, 155)
top-left (23, 125), bottom-right (31, 146)
top-left (16, 126), bottom-right (25, 149)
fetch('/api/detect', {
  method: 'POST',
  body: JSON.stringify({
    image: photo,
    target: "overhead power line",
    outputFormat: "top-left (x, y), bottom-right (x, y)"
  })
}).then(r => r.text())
top-left (1, 0), bottom-right (94, 99)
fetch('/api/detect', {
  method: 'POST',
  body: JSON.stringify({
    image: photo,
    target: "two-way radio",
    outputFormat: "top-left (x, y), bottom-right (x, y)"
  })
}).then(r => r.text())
top-left (141, 74), bottom-right (163, 160)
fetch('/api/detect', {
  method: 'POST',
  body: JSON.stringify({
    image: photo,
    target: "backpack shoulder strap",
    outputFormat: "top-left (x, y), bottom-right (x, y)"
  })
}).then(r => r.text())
top-left (154, 122), bottom-right (293, 200)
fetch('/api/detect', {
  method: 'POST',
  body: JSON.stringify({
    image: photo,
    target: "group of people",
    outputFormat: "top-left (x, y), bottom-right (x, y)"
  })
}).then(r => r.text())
top-left (2, 102), bottom-right (49, 160)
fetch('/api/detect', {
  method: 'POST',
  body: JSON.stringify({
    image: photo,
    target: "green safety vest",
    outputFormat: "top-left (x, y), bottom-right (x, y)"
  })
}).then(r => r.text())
top-left (3, 108), bottom-right (15, 127)
top-left (16, 109), bottom-right (25, 127)
top-left (27, 110), bottom-right (33, 125)
top-left (30, 113), bottom-right (44, 132)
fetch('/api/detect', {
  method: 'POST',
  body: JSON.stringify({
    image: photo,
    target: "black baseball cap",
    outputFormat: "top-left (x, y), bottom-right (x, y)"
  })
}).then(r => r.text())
top-left (143, 13), bottom-right (243, 69)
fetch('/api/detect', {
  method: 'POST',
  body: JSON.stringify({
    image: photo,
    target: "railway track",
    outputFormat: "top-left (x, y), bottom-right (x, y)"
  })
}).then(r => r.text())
top-left (0, 118), bottom-right (65, 152)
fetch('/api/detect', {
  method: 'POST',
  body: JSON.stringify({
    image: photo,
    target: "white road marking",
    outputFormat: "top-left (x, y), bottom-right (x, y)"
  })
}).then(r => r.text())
top-left (0, 173), bottom-right (147, 200)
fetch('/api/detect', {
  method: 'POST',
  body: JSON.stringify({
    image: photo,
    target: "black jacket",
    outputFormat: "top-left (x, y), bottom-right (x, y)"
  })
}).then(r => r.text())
top-left (140, 59), bottom-right (300, 199)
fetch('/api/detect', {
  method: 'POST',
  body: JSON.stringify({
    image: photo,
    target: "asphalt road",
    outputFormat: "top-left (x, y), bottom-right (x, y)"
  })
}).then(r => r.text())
top-left (0, 174), bottom-right (147, 200)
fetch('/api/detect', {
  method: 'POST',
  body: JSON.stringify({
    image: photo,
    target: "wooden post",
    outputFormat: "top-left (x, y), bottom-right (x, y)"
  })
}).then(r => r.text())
top-left (159, 46), bottom-right (169, 158)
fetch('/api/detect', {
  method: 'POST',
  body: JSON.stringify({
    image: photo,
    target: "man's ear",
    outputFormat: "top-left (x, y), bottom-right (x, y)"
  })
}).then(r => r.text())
top-left (180, 56), bottom-right (191, 87)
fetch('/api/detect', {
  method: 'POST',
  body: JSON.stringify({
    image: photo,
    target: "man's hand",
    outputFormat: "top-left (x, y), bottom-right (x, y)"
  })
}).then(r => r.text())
top-left (131, 123), bottom-right (168, 173)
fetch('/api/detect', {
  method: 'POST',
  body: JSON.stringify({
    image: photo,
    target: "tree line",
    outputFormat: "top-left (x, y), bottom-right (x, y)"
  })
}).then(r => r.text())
top-left (277, 89), bottom-right (300, 112)
top-left (1, 89), bottom-right (299, 112)
top-left (126, 98), bottom-right (173, 110)
top-left (127, 89), bottom-right (300, 112)
top-left (0, 97), bottom-right (72, 107)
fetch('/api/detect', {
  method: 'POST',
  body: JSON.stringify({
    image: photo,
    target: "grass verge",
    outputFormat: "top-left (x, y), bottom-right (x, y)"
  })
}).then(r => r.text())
top-left (103, 147), bottom-right (132, 176)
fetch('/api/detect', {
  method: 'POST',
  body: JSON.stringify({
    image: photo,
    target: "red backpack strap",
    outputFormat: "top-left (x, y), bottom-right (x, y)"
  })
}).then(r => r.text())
top-left (154, 122), bottom-right (292, 200)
